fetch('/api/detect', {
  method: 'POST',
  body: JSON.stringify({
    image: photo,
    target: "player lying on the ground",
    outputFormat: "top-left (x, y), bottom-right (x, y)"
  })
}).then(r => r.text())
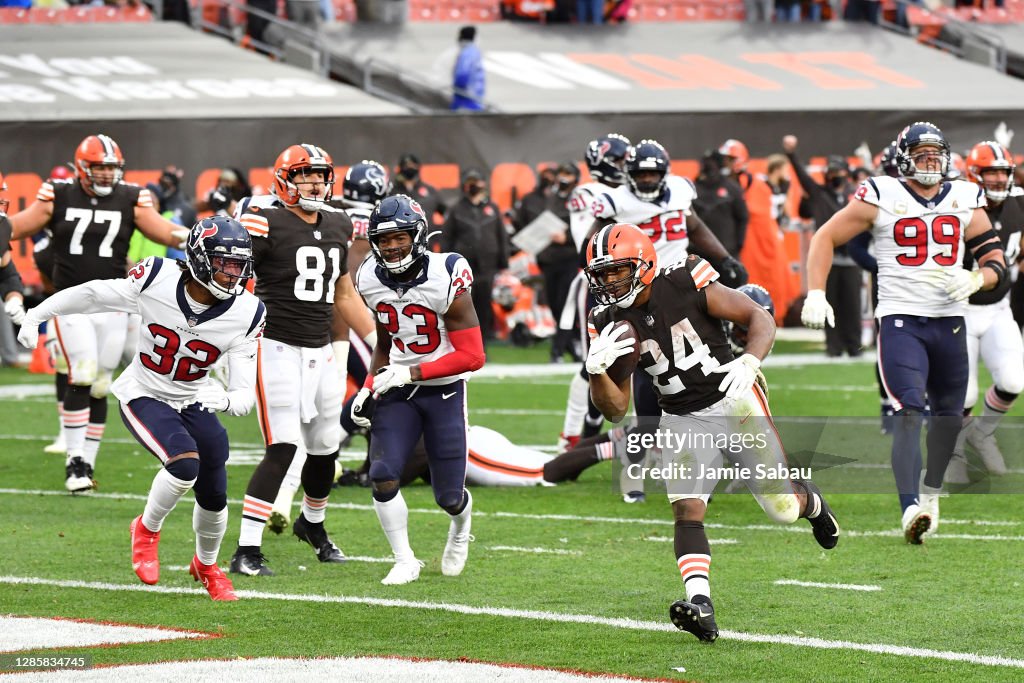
top-left (18, 216), bottom-right (264, 601)
top-left (585, 223), bottom-right (839, 643)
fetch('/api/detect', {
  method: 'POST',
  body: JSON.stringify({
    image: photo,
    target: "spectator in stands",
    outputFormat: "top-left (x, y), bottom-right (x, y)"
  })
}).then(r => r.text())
top-left (536, 163), bottom-right (579, 362)
top-left (775, 0), bottom-right (801, 21)
top-left (246, 0), bottom-right (280, 49)
top-left (391, 153), bottom-right (446, 233)
top-left (195, 168), bottom-right (251, 217)
top-left (442, 169), bottom-right (509, 342)
top-left (287, 0), bottom-right (321, 29)
top-left (783, 135), bottom-right (862, 357)
top-left (693, 150), bottom-right (748, 259)
top-left (765, 153), bottom-right (792, 231)
top-left (843, 0), bottom-right (879, 23)
top-left (512, 165), bottom-right (556, 236)
top-left (577, 0), bottom-right (603, 23)
top-left (154, 166), bottom-right (198, 230)
top-left (452, 26), bottom-right (486, 111)
top-left (743, 0), bottom-right (770, 21)
top-left (0, 0), bottom-right (32, 7)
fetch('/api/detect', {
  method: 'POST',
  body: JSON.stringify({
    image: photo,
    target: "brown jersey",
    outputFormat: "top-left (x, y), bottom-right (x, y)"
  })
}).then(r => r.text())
top-left (40, 178), bottom-right (153, 290)
top-left (591, 255), bottom-right (734, 415)
top-left (965, 191), bottom-right (1024, 306)
top-left (240, 203), bottom-right (352, 348)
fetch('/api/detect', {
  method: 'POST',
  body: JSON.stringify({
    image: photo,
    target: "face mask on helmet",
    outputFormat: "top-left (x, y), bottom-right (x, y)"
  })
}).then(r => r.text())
top-left (368, 195), bottom-right (429, 275)
top-left (186, 218), bottom-right (254, 300)
top-left (84, 162), bottom-right (124, 197)
top-left (287, 166), bottom-right (333, 212)
top-left (967, 142), bottom-right (1015, 204)
top-left (585, 134), bottom-right (631, 186)
top-left (586, 260), bottom-right (649, 309)
top-left (896, 123), bottom-right (950, 187)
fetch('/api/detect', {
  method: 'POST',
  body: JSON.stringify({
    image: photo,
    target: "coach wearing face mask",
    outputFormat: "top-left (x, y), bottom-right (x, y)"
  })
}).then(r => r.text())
top-left (783, 134), bottom-right (863, 357)
top-left (391, 153), bottom-right (446, 230)
top-left (442, 169), bottom-right (509, 343)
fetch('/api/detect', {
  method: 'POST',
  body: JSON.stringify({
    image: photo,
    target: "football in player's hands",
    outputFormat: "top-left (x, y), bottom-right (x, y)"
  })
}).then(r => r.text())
top-left (603, 321), bottom-right (640, 384)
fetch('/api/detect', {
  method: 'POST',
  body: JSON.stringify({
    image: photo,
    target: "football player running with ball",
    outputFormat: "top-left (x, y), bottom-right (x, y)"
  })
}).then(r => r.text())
top-left (18, 217), bottom-right (265, 601)
top-left (354, 194), bottom-right (486, 585)
top-left (585, 223), bottom-right (839, 642)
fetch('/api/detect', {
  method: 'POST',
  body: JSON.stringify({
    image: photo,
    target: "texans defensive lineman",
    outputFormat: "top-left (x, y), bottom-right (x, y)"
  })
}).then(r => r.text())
top-left (18, 216), bottom-right (264, 601)
top-left (586, 223), bottom-right (838, 642)
top-left (946, 141), bottom-right (1024, 482)
top-left (803, 122), bottom-right (1006, 543)
top-left (230, 144), bottom-right (374, 576)
top-left (11, 135), bottom-right (186, 493)
top-left (354, 194), bottom-right (486, 585)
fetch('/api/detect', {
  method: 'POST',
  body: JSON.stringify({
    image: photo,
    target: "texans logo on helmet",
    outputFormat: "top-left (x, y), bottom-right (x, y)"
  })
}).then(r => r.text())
top-left (586, 140), bottom-right (611, 166)
top-left (366, 165), bottom-right (387, 195)
top-left (409, 199), bottom-right (426, 218)
top-left (199, 223), bottom-right (219, 240)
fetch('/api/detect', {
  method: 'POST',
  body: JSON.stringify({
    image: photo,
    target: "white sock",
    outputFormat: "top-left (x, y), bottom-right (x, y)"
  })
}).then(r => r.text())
top-left (449, 489), bottom-right (472, 536)
top-left (302, 494), bottom-right (329, 524)
top-left (55, 404), bottom-right (65, 440)
top-left (142, 468), bottom-right (195, 532)
top-left (63, 407), bottom-right (89, 455)
top-left (977, 387), bottom-right (1013, 438)
top-left (238, 495), bottom-right (273, 547)
top-left (281, 450), bottom-right (306, 497)
top-left (678, 553), bottom-right (711, 602)
top-left (83, 423), bottom-right (104, 467)
top-left (561, 373), bottom-right (589, 437)
top-left (193, 503), bottom-right (227, 566)
top-left (374, 491), bottom-right (415, 563)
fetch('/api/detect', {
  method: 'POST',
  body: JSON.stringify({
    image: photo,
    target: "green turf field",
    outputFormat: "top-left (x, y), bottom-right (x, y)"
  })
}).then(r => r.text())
top-left (1, 346), bottom-right (1023, 682)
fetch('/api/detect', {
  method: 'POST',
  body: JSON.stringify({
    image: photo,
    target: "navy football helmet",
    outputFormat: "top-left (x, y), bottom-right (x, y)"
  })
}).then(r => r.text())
top-left (625, 139), bottom-right (671, 201)
top-left (895, 122), bottom-right (949, 186)
top-left (342, 160), bottom-right (391, 207)
top-left (876, 141), bottom-right (899, 178)
top-left (585, 133), bottom-right (632, 186)
top-left (368, 194), bottom-right (429, 274)
top-left (186, 216), bottom-right (254, 300)
top-left (728, 284), bottom-right (775, 353)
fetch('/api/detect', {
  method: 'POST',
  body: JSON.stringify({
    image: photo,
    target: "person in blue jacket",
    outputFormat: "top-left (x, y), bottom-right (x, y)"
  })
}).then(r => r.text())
top-left (452, 26), bottom-right (485, 112)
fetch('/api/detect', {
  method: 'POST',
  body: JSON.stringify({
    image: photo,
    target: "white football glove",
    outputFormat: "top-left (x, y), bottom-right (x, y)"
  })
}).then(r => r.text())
top-left (171, 228), bottom-right (190, 250)
top-left (16, 312), bottom-right (41, 349)
top-left (351, 387), bottom-right (374, 429)
top-left (194, 384), bottom-right (230, 413)
top-left (945, 268), bottom-right (985, 302)
top-left (585, 322), bottom-right (636, 376)
top-left (4, 297), bottom-right (26, 326)
top-left (372, 364), bottom-right (412, 396)
top-left (711, 353), bottom-right (761, 399)
top-left (801, 289), bottom-right (835, 329)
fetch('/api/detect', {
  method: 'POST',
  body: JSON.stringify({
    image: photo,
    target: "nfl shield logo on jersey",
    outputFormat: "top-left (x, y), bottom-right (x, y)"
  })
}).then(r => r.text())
top-left (313, 230), bottom-right (322, 240)
top-left (187, 315), bottom-right (198, 328)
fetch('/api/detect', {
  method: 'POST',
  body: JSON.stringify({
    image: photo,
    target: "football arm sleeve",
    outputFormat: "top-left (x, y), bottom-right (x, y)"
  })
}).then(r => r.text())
top-left (417, 292), bottom-right (485, 381)
top-left (23, 277), bottom-right (140, 327)
top-left (0, 258), bottom-right (24, 300)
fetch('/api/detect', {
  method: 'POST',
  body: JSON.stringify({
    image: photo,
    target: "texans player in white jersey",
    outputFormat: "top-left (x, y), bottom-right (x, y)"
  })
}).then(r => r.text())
top-left (557, 134), bottom-right (633, 454)
top-left (265, 160), bottom-right (393, 534)
top-left (229, 144), bottom-right (375, 577)
top-left (803, 122), bottom-right (1006, 543)
top-left (11, 135), bottom-right (187, 493)
top-left (353, 194), bottom-right (486, 585)
top-left (946, 141), bottom-right (1024, 483)
top-left (18, 216), bottom-right (265, 601)
top-left (586, 223), bottom-right (839, 642)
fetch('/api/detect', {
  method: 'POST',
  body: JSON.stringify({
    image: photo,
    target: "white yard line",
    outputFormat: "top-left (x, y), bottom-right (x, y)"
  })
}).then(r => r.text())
top-left (485, 546), bottom-right (582, 556)
top-left (0, 575), bottom-right (1020, 670)
top-left (0, 487), bottom-right (1021, 542)
top-left (774, 579), bottom-right (882, 592)
top-left (643, 537), bottom-right (739, 545)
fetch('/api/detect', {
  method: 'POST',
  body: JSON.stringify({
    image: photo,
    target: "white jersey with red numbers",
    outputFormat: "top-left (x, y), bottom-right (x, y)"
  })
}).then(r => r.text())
top-left (25, 257), bottom-right (266, 408)
top-left (590, 175), bottom-right (696, 268)
top-left (856, 176), bottom-right (986, 318)
top-left (345, 204), bottom-right (372, 243)
top-left (568, 181), bottom-right (611, 251)
top-left (356, 251), bottom-right (474, 386)
top-left (466, 426), bottom-right (553, 486)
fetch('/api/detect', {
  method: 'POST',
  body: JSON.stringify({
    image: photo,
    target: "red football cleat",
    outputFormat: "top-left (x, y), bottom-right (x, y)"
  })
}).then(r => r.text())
top-left (189, 556), bottom-right (238, 601)
top-left (558, 433), bottom-right (580, 452)
top-left (129, 515), bottom-right (160, 585)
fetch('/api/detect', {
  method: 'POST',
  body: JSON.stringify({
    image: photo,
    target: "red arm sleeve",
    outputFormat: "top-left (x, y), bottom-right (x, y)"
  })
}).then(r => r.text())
top-left (419, 326), bottom-right (486, 381)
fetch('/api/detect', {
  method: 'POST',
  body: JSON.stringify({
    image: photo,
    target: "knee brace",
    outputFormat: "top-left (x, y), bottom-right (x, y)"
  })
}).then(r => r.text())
top-left (89, 371), bottom-right (112, 399)
top-left (165, 455), bottom-right (200, 482)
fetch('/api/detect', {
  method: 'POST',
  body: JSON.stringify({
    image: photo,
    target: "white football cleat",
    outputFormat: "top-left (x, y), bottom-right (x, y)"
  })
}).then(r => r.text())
top-left (44, 434), bottom-right (67, 455)
top-left (381, 559), bottom-right (424, 585)
top-left (901, 504), bottom-right (932, 545)
top-left (266, 486), bottom-right (296, 535)
top-left (442, 532), bottom-right (474, 577)
top-left (965, 426), bottom-right (1008, 476)
top-left (918, 493), bottom-right (940, 536)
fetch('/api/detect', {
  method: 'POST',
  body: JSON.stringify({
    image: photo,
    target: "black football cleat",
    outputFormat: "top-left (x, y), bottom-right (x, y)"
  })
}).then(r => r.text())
top-left (229, 547), bottom-right (274, 576)
top-left (801, 480), bottom-right (840, 550)
top-left (670, 598), bottom-right (719, 643)
top-left (293, 514), bottom-right (346, 563)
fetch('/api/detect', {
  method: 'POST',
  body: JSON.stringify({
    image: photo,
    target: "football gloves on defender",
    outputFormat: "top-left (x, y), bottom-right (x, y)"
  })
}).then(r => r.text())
top-left (586, 323), bottom-right (636, 376)
top-left (712, 353), bottom-right (761, 399)
top-left (945, 268), bottom-right (985, 302)
top-left (16, 309), bottom-right (40, 348)
top-left (4, 297), bottom-right (26, 326)
top-left (372, 364), bottom-right (412, 396)
top-left (801, 289), bottom-right (835, 329)
top-left (716, 256), bottom-right (748, 288)
top-left (351, 388), bottom-right (375, 428)
top-left (194, 384), bottom-right (230, 413)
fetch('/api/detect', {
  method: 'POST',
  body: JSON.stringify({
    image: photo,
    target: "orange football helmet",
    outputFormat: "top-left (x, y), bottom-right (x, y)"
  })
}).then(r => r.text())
top-left (718, 139), bottom-right (749, 173)
top-left (585, 223), bottom-right (658, 309)
top-left (272, 144), bottom-right (334, 212)
top-left (967, 141), bottom-right (1015, 203)
top-left (74, 134), bottom-right (124, 197)
top-left (0, 170), bottom-right (9, 215)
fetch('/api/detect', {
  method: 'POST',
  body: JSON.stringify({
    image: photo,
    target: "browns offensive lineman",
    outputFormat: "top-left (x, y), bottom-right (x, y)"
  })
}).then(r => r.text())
top-left (11, 135), bottom-right (186, 492)
top-left (230, 144), bottom-right (374, 576)
top-left (585, 223), bottom-right (838, 642)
